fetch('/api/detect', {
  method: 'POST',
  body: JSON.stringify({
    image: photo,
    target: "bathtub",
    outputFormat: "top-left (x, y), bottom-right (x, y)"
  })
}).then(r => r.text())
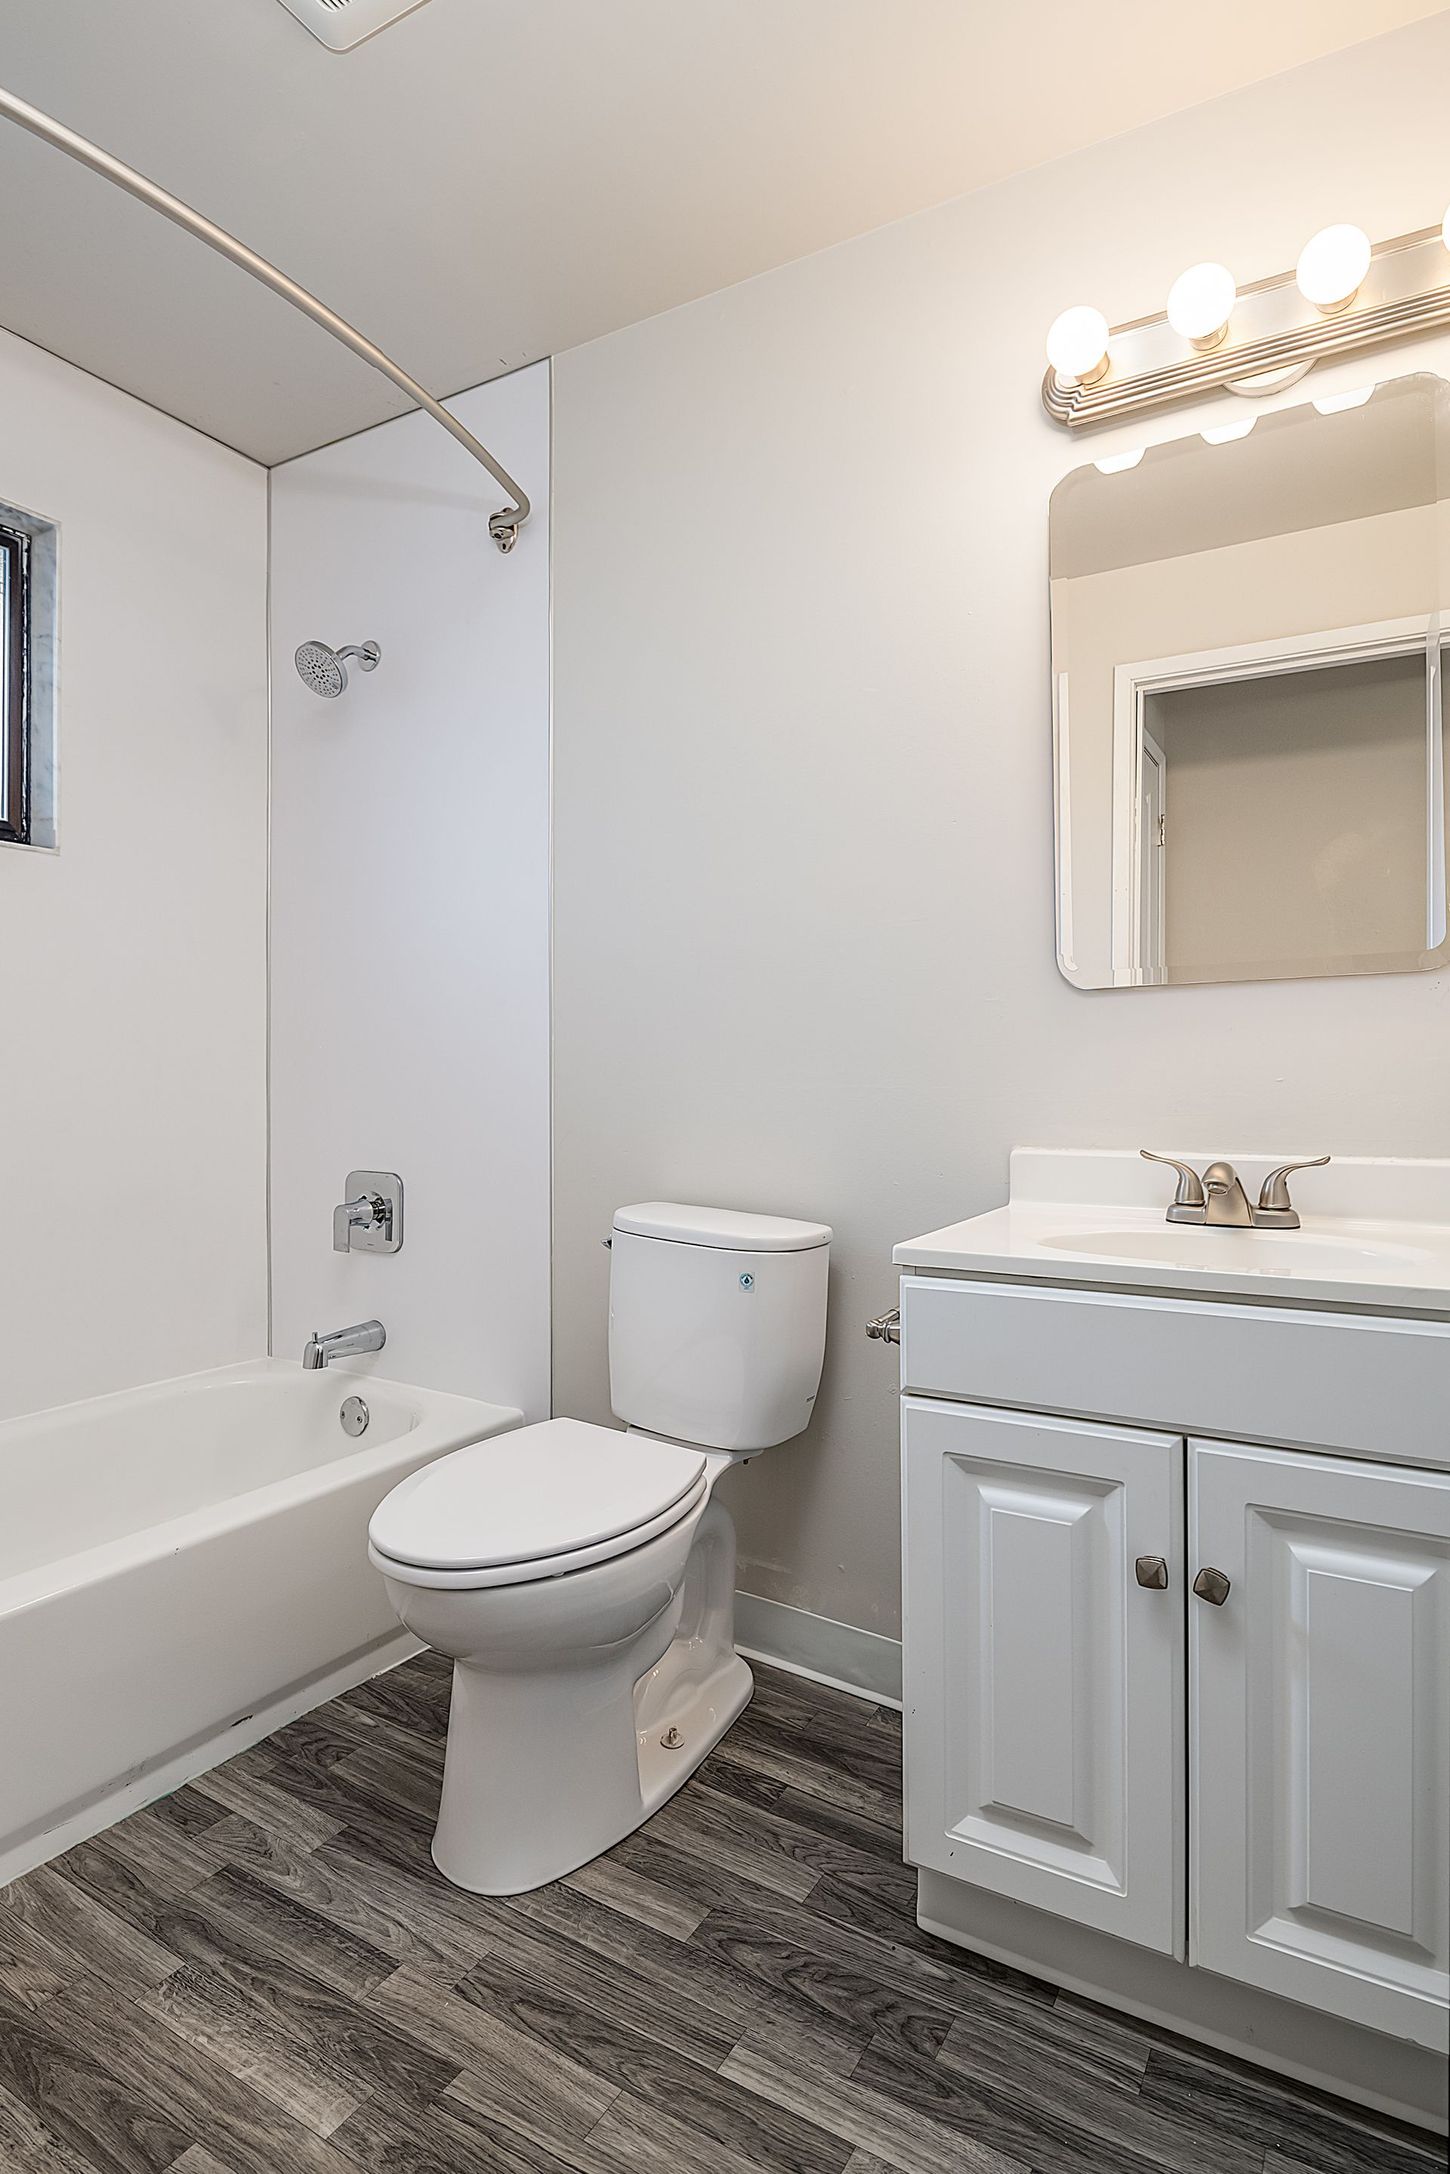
top-left (0, 1358), bottom-right (520, 1884)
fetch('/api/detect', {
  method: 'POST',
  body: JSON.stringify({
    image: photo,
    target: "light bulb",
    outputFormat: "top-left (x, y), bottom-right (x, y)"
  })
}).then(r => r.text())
top-left (1046, 306), bottom-right (1110, 386)
top-left (1200, 418), bottom-right (1255, 444)
top-left (1167, 262), bottom-right (1236, 350)
top-left (1094, 448), bottom-right (1144, 473)
top-left (1295, 224), bottom-right (1371, 314)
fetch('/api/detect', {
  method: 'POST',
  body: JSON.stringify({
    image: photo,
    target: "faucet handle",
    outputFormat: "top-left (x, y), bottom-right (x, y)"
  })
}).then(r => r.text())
top-left (334, 1194), bottom-right (381, 1253)
top-left (1140, 1149), bottom-right (1207, 1211)
top-left (333, 1171), bottom-right (404, 1255)
top-left (1256, 1155), bottom-right (1329, 1226)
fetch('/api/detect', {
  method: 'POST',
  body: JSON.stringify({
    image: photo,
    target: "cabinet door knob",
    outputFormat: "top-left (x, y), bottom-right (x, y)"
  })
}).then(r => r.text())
top-left (1134, 1555), bottom-right (1169, 1590)
top-left (1192, 1566), bottom-right (1232, 1606)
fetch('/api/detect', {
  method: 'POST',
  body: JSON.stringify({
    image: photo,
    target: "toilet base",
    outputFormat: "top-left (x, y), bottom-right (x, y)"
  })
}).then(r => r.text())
top-left (428, 1494), bottom-right (750, 1896)
top-left (634, 1645), bottom-right (754, 1823)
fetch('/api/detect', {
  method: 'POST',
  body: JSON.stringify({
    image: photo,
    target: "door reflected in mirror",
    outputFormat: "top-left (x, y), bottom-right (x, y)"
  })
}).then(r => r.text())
top-left (1050, 374), bottom-right (1449, 989)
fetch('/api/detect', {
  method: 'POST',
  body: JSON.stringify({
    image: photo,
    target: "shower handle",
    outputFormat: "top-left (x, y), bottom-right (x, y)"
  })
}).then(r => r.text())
top-left (333, 1170), bottom-right (404, 1255)
top-left (334, 1194), bottom-right (388, 1252)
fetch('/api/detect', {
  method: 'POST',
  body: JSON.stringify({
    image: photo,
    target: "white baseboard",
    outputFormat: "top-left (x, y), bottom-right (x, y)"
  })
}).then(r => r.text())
top-left (734, 1590), bottom-right (902, 1709)
top-left (0, 1630), bottom-right (420, 1890)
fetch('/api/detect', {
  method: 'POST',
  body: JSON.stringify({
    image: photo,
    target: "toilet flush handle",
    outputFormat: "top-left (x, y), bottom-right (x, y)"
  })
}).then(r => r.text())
top-left (865, 1309), bottom-right (901, 1346)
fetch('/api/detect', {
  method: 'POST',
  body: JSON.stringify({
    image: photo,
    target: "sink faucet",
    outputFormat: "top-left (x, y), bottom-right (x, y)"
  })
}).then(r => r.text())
top-left (302, 1319), bottom-right (386, 1372)
top-left (1140, 1151), bottom-right (1329, 1230)
top-left (1200, 1161), bottom-right (1254, 1227)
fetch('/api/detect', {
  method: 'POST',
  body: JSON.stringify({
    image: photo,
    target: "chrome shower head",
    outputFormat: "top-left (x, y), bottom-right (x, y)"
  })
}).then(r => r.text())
top-left (294, 639), bottom-right (381, 699)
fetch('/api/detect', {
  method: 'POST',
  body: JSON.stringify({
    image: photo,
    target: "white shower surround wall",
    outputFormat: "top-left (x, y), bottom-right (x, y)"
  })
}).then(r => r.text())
top-left (0, 1360), bottom-right (520, 1885)
top-left (0, 326), bottom-right (268, 1426)
top-left (268, 361), bottom-right (552, 1419)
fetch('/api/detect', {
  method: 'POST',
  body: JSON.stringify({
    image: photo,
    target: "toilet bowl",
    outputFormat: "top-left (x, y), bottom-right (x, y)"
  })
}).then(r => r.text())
top-left (369, 1418), bottom-right (747, 1893)
top-left (369, 1200), bottom-right (830, 1895)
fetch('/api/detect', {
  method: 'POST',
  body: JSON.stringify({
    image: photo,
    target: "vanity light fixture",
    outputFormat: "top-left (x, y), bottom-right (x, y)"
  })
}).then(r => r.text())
top-left (1045, 306), bottom-right (1110, 386)
top-left (1042, 215), bottom-right (1450, 430)
top-left (1295, 224), bottom-right (1372, 315)
top-left (1166, 261), bottom-right (1236, 350)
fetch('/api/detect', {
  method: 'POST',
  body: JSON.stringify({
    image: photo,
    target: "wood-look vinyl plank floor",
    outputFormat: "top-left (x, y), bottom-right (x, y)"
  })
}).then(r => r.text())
top-left (1, 1656), bottom-right (1442, 2174)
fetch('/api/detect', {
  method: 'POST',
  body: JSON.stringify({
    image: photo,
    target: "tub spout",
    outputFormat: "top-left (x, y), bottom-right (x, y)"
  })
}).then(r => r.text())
top-left (302, 1320), bottom-right (385, 1372)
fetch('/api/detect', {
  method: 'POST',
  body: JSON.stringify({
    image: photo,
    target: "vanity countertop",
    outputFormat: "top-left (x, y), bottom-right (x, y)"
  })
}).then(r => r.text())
top-left (894, 1149), bottom-right (1450, 1317)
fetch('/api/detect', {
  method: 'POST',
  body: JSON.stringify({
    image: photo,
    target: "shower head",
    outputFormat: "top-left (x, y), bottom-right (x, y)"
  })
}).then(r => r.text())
top-left (294, 639), bottom-right (381, 699)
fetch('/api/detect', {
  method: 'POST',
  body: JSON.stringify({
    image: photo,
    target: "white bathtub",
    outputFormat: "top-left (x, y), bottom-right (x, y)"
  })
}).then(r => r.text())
top-left (0, 1358), bottom-right (520, 1884)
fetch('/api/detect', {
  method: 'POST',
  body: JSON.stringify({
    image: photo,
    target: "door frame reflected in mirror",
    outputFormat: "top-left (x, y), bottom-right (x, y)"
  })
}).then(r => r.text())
top-left (1109, 615), bottom-right (1446, 984)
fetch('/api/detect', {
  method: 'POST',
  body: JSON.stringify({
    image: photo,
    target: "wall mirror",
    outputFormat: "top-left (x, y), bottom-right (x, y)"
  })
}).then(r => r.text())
top-left (1051, 373), bottom-right (1449, 988)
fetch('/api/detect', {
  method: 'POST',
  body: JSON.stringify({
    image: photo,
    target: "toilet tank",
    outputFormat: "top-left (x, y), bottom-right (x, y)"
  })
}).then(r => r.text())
top-left (608, 1202), bottom-right (831, 1453)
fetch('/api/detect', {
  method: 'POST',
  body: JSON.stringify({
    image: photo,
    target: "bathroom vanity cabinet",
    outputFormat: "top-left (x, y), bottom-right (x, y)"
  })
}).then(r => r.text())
top-left (894, 1152), bottom-right (1450, 2134)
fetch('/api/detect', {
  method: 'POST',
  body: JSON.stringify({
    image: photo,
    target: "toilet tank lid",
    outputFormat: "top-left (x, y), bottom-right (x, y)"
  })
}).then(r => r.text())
top-left (613, 1201), bottom-right (831, 1252)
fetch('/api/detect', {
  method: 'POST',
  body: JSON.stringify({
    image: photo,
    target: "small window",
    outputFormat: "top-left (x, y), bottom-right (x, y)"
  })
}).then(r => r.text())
top-left (0, 498), bottom-right (57, 851)
top-left (0, 521), bottom-right (32, 844)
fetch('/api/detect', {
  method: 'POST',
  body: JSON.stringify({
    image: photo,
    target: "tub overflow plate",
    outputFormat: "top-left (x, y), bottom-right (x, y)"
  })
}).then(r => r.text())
top-left (340, 1395), bottom-right (371, 1438)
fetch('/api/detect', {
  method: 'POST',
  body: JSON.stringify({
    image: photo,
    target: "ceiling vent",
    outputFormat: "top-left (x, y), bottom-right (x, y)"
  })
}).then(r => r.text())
top-left (275, 0), bottom-right (431, 52)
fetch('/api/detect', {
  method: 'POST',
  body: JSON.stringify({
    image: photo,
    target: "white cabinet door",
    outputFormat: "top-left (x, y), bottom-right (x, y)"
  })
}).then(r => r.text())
top-left (1191, 1440), bottom-right (1450, 2051)
top-left (903, 1397), bottom-right (1184, 1955)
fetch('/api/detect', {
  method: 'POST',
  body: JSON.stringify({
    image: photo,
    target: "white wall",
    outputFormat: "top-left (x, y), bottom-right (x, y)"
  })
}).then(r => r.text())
top-left (269, 364), bottom-right (551, 1417)
top-left (550, 14), bottom-right (1450, 1639)
top-left (0, 330), bottom-right (268, 1423)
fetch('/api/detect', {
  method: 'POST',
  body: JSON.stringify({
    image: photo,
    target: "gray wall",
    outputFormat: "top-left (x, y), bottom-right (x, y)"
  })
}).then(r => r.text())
top-left (1156, 656), bottom-right (1430, 983)
top-left (550, 14), bottom-right (1450, 1639)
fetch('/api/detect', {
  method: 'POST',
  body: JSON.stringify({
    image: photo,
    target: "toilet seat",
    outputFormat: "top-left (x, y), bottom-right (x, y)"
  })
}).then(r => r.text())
top-left (368, 1417), bottom-right (709, 1591)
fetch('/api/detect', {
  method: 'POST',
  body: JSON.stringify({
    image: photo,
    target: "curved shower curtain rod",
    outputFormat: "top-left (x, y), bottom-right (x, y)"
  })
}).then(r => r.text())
top-left (0, 84), bottom-right (531, 553)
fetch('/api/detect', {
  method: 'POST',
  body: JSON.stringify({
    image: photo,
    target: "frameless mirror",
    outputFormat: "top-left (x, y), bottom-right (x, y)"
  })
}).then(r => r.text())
top-left (1050, 374), bottom-right (1450, 988)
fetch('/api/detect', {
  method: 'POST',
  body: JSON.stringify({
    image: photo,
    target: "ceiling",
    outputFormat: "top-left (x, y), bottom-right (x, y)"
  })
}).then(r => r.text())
top-left (0, 1), bottom-right (1439, 465)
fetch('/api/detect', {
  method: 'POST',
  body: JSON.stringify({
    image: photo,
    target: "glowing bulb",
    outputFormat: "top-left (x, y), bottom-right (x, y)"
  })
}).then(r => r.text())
top-left (1295, 224), bottom-right (1371, 314)
top-left (1094, 448), bottom-right (1144, 473)
top-left (1200, 418), bottom-right (1255, 444)
top-left (1167, 262), bottom-right (1236, 350)
top-left (1312, 385), bottom-right (1374, 415)
top-left (1046, 306), bottom-right (1110, 386)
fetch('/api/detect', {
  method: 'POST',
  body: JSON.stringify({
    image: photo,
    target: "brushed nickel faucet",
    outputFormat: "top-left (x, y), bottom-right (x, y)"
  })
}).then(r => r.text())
top-left (1140, 1150), bottom-right (1329, 1230)
top-left (302, 1319), bottom-right (386, 1371)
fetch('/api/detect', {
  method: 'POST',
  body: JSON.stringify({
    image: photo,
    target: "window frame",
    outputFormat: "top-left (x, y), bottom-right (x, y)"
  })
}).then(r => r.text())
top-left (0, 521), bottom-right (30, 845)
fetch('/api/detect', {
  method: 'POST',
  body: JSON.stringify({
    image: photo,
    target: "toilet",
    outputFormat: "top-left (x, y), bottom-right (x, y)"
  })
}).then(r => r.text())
top-left (367, 1200), bottom-right (830, 1895)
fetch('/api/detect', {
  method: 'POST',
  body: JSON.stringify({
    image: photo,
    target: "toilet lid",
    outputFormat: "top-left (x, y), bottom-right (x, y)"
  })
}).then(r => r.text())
top-left (367, 1417), bottom-right (708, 1573)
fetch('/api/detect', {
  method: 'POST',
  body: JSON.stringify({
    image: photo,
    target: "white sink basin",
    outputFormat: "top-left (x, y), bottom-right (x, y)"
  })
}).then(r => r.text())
top-left (1036, 1227), bottom-right (1433, 1277)
top-left (894, 1151), bottom-right (1450, 1313)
